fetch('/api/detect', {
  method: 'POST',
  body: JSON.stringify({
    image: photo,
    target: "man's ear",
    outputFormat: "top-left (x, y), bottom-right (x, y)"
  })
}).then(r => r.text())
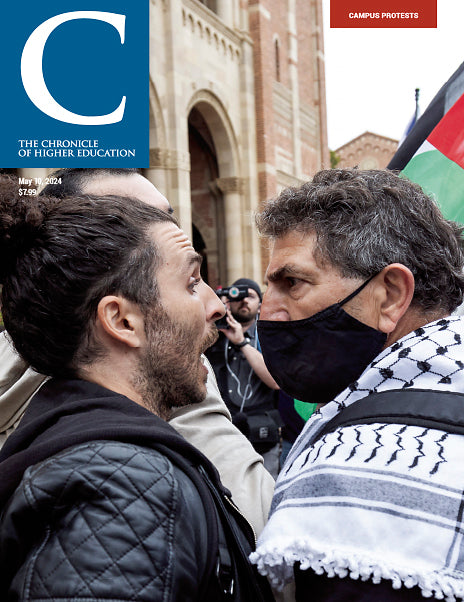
top-left (96, 296), bottom-right (145, 348)
top-left (376, 264), bottom-right (415, 334)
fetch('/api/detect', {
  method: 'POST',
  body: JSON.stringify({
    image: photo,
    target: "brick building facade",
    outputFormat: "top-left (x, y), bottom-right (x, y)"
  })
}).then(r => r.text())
top-left (15, 0), bottom-right (329, 288)
top-left (335, 131), bottom-right (398, 171)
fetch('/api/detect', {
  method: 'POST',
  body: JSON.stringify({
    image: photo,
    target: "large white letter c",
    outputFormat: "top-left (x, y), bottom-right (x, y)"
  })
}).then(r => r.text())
top-left (21, 11), bottom-right (126, 125)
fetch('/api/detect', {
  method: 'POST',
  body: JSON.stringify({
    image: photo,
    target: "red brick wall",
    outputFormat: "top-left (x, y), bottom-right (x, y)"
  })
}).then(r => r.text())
top-left (248, 0), bottom-right (327, 276)
top-left (297, 2), bottom-right (315, 106)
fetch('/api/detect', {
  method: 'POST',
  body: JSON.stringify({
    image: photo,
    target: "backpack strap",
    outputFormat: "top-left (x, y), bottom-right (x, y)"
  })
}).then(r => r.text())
top-left (151, 443), bottom-right (274, 602)
top-left (315, 389), bottom-right (464, 442)
top-left (151, 443), bottom-right (224, 600)
top-left (198, 465), bottom-right (274, 602)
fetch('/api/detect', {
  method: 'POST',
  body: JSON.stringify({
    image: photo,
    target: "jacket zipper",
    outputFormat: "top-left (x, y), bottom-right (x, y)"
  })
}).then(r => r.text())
top-left (223, 491), bottom-right (257, 547)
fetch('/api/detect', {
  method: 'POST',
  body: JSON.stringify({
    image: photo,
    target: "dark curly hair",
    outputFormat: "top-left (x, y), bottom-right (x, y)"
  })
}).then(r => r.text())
top-left (256, 168), bottom-right (464, 314)
top-left (0, 174), bottom-right (176, 378)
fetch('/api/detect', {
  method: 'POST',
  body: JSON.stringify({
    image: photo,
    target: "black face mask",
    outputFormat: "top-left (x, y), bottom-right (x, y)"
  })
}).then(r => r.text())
top-left (257, 277), bottom-right (387, 404)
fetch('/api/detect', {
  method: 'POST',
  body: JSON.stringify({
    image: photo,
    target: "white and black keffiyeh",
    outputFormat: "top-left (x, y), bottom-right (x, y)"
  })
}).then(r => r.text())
top-left (251, 317), bottom-right (464, 600)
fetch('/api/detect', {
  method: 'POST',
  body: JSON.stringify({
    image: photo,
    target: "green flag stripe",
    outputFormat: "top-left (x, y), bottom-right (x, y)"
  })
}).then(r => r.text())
top-left (402, 149), bottom-right (464, 223)
top-left (294, 399), bottom-right (317, 421)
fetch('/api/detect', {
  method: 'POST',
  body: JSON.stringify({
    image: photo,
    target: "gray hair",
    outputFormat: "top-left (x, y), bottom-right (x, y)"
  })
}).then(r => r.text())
top-left (256, 168), bottom-right (464, 314)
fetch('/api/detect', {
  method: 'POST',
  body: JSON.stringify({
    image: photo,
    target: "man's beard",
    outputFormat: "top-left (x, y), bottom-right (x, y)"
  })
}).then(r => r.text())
top-left (131, 304), bottom-right (218, 420)
top-left (231, 306), bottom-right (257, 324)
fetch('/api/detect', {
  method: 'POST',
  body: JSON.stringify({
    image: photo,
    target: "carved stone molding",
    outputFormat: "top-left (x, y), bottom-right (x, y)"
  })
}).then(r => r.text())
top-left (276, 169), bottom-right (304, 189)
top-left (149, 147), bottom-right (191, 171)
top-left (182, 0), bottom-right (242, 50)
top-left (215, 177), bottom-right (243, 194)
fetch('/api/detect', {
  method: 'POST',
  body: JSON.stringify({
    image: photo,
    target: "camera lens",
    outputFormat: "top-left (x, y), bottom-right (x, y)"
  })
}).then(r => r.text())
top-left (228, 286), bottom-right (240, 299)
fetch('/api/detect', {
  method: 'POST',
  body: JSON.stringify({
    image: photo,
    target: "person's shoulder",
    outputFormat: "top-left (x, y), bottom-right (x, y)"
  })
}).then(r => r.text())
top-left (0, 330), bottom-right (48, 441)
top-left (17, 440), bottom-right (209, 553)
top-left (22, 440), bottom-right (192, 508)
top-left (0, 330), bottom-right (30, 388)
top-left (4, 441), bottom-right (210, 601)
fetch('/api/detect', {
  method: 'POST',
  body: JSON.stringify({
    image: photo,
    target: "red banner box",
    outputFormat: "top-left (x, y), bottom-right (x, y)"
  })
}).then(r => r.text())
top-left (330, 0), bottom-right (437, 28)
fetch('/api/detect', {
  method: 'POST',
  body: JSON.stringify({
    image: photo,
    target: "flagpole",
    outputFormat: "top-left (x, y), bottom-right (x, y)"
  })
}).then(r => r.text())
top-left (415, 88), bottom-right (420, 121)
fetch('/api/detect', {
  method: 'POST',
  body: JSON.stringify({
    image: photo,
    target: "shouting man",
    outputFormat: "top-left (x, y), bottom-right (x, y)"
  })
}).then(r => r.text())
top-left (0, 168), bottom-right (274, 535)
top-left (0, 175), bottom-right (273, 601)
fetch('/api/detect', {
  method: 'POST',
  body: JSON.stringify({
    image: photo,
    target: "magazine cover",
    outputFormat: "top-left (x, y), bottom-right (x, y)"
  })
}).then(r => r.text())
top-left (0, 0), bottom-right (462, 432)
top-left (1, 3), bottom-right (464, 599)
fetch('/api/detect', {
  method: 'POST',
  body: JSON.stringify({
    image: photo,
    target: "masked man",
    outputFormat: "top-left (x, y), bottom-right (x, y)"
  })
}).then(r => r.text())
top-left (251, 168), bottom-right (464, 601)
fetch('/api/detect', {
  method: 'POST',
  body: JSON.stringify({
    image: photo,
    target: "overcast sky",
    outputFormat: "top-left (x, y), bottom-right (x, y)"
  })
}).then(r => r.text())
top-left (321, 0), bottom-right (464, 150)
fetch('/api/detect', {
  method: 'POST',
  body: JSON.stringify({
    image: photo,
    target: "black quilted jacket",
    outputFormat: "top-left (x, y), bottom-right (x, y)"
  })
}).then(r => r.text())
top-left (0, 379), bottom-right (274, 601)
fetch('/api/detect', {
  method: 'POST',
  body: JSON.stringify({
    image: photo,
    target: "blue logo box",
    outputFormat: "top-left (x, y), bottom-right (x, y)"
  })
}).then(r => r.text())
top-left (1, 1), bottom-right (148, 167)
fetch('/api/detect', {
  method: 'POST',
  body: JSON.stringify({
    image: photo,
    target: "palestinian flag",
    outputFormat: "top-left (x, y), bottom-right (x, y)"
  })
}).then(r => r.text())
top-left (388, 61), bottom-right (464, 223)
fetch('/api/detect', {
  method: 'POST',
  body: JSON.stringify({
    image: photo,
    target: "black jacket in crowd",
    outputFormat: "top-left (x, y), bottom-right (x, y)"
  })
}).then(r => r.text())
top-left (0, 378), bottom-right (274, 602)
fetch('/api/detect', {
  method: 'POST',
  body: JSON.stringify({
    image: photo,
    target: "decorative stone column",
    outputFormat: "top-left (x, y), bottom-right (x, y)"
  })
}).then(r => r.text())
top-left (216, 176), bottom-right (244, 284)
top-left (238, 31), bottom-right (262, 284)
top-left (163, 0), bottom-right (193, 238)
top-left (216, 0), bottom-right (233, 26)
top-left (147, 146), bottom-right (191, 236)
top-left (145, 148), bottom-right (169, 198)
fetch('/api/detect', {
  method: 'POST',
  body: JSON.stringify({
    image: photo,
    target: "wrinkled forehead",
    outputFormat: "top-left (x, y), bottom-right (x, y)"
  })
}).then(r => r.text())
top-left (150, 222), bottom-right (201, 266)
top-left (267, 230), bottom-right (317, 264)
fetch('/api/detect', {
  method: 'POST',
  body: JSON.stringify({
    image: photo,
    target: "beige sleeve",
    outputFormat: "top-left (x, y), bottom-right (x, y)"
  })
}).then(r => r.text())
top-left (169, 356), bottom-right (275, 536)
top-left (0, 331), bottom-right (48, 448)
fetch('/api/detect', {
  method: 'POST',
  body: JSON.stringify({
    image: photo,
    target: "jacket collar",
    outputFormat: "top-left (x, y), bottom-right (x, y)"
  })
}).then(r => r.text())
top-left (0, 378), bottom-right (222, 506)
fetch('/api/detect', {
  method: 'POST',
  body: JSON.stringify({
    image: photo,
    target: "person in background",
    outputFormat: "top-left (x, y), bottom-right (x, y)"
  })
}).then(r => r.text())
top-left (206, 278), bottom-right (282, 479)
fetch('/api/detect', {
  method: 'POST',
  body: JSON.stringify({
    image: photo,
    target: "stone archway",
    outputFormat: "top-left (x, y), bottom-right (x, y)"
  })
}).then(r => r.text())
top-left (143, 80), bottom-right (169, 197)
top-left (187, 91), bottom-right (241, 288)
top-left (188, 107), bottom-right (222, 288)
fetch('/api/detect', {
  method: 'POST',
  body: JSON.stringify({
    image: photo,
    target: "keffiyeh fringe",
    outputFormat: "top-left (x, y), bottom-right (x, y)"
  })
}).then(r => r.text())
top-left (251, 542), bottom-right (464, 601)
